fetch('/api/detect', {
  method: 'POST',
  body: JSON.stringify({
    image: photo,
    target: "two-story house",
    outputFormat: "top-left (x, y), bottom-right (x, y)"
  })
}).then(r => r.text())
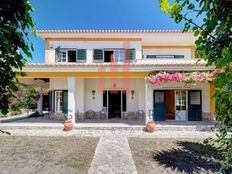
top-left (18, 30), bottom-right (216, 124)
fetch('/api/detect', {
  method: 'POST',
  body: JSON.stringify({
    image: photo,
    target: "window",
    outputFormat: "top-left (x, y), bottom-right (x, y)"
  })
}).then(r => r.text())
top-left (93, 49), bottom-right (104, 63)
top-left (104, 50), bottom-right (114, 62)
top-left (68, 50), bottom-right (76, 62)
top-left (146, 55), bottom-right (185, 59)
top-left (115, 49), bottom-right (124, 62)
top-left (55, 48), bottom-right (67, 63)
top-left (95, 48), bottom-right (135, 63)
top-left (176, 91), bottom-right (186, 110)
top-left (55, 48), bottom-right (78, 63)
top-left (77, 49), bottom-right (87, 62)
top-left (174, 55), bottom-right (185, 59)
top-left (55, 91), bottom-right (63, 112)
top-left (128, 49), bottom-right (135, 61)
top-left (146, 55), bottom-right (157, 59)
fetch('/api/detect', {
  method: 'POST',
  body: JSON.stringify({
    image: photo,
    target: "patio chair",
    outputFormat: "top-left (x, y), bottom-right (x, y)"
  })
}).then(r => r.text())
top-left (75, 110), bottom-right (84, 121)
top-left (122, 112), bottom-right (129, 120)
top-left (100, 107), bottom-right (107, 120)
top-left (85, 110), bottom-right (96, 119)
top-left (128, 112), bottom-right (137, 120)
top-left (136, 110), bottom-right (145, 120)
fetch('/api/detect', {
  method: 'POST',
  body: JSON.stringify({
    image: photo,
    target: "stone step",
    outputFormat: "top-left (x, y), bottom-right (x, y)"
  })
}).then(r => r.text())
top-left (73, 125), bottom-right (213, 131)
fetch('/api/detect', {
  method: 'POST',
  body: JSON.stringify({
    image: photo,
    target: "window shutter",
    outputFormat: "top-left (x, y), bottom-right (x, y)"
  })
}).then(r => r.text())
top-left (48, 91), bottom-right (52, 112)
top-left (129, 49), bottom-right (135, 61)
top-left (125, 49), bottom-right (130, 61)
top-left (77, 49), bottom-right (87, 62)
top-left (55, 46), bottom-right (61, 62)
top-left (93, 49), bottom-right (104, 63)
top-left (62, 91), bottom-right (68, 113)
top-left (174, 55), bottom-right (185, 59)
top-left (49, 90), bottom-right (55, 113)
top-left (146, 55), bottom-right (157, 59)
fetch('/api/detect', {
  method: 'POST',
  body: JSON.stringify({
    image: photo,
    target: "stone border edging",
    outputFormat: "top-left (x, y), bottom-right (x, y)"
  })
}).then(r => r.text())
top-left (0, 112), bottom-right (34, 123)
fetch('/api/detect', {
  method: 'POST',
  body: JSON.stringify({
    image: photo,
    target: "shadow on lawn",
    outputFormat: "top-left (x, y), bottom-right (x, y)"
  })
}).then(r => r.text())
top-left (153, 141), bottom-right (232, 174)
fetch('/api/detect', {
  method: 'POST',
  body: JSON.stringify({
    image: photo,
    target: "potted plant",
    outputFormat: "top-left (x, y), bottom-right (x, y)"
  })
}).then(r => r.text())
top-left (146, 112), bottom-right (155, 132)
top-left (64, 115), bottom-right (73, 131)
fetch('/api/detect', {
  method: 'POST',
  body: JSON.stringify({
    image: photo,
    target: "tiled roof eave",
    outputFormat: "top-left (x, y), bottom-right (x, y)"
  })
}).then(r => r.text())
top-left (24, 62), bottom-right (211, 68)
top-left (36, 29), bottom-right (193, 34)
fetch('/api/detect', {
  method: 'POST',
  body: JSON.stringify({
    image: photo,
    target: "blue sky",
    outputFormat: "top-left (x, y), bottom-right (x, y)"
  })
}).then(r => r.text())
top-left (29, 0), bottom-right (185, 63)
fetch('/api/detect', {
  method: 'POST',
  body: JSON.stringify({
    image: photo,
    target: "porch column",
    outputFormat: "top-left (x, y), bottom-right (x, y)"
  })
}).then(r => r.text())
top-left (209, 82), bottom-right (216, 120)
top-left (68, 77), bottom-right (76, 124)
top-left (76, 78), bottom-right (85, 120)
top-left (37, 87), bottom-right (43, 115)
top-left (145, 83), bottom-right (148, 124)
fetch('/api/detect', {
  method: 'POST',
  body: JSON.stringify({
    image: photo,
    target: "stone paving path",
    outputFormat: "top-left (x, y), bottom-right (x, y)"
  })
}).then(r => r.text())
top-left (0, 128), bottom-right (216, 139)
top-left (88, 135), bottom-right (138, 174)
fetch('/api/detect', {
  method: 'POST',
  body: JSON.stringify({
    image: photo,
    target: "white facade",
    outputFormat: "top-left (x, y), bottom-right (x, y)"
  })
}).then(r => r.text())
top-left (19, 30), bottom-right (216, 124)
top-left (145, 82), bottom-right (210, 114)
top-left (49, 78), bottom-right (145, 114)
top-left (48, 41), bottom-right (142, 64)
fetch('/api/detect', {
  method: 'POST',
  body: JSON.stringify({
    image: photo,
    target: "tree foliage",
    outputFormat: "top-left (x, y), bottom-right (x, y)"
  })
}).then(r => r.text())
top-left (0, 0), bottom-right (35, 115)
top-left (8, 85), bottom-right (40, 114)
top-left (159, 0), bottom-right (232, 172)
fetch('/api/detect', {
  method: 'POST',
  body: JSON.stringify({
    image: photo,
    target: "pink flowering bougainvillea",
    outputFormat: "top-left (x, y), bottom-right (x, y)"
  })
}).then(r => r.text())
top-left (146, 70), bottom-right (223, 86)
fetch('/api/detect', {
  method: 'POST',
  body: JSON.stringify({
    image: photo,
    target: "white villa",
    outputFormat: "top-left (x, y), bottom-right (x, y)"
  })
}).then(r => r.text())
top-left (18, 30), bottom-right (216, 125)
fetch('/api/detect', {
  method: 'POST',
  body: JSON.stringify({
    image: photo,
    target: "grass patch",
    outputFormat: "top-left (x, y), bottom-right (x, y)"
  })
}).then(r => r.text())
top-left (128, 138), bottom-right (231, 174)
top-left (0, 136), bottom-right (99, 174)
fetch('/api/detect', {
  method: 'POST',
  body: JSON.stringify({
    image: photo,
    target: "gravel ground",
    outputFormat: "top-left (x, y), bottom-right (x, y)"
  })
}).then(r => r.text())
top-left (128, 138), bottom-right (231, 174)
top-left (0, 136), bottom-right (99, 174)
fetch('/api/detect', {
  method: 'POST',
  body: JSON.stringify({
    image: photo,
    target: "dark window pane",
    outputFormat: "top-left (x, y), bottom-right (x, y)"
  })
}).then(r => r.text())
top-left (174, 55), bottom-right (185, 59)
top-left (68, 50), bottom-right (76, 62)
top-left (147, 55), bottom-right (156, 59)
top-left (103, 91), bottom-right (107, 107)
top-left (122, 90), bottom-right (126, 111)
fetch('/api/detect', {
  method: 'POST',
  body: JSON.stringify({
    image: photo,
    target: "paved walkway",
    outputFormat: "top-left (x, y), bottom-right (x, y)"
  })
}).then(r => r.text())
top-left (88, 135), bottom-right (138, 174)
top-left (0, 128), bottom-right (216, 138)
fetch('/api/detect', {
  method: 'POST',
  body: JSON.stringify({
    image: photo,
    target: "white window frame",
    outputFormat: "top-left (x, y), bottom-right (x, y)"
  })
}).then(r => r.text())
top-left (56, 48), bottom-right (77, 63)
top-left (55, 91), bottom-right (63, 112)
top-left (114, 49), bottom-right (124, 63)
top-left (56, 49), bottom-right (68, 63)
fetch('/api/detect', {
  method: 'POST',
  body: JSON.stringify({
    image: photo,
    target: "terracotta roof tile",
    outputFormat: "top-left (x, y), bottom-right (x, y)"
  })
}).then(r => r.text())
top-left (36, 29), bottom-right (193, 34)
top-left (25, 60), bottom-right (207, 68)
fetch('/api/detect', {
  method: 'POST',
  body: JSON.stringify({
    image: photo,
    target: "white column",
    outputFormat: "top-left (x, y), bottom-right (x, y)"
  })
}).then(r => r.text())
top-left (68, 77), bottom-right (76, 124)
top-left (37, 87), bottom-right (43, 115)
top-left (76, 78), bottom-right (85, 120)
top-left (145, 83), bottom-right (148, 124)
top-left (137, 78), bottom-right (145, 110)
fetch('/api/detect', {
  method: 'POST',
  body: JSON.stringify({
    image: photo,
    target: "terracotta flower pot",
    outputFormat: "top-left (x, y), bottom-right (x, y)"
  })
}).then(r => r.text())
top-left (146, 120), bottom-right (155, 132)
top-left (64, 119), bottom-right (73, 131)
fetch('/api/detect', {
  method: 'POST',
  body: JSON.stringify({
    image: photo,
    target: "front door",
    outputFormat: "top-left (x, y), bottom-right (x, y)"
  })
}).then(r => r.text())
top-left (175, 90), bottom-right (187, 121)
top-left (108, 90), bottom-right (121, 119)
top-left (188, 90), bottom-right (202, 121)
top-left (153, 91), bottom-right (165, 121)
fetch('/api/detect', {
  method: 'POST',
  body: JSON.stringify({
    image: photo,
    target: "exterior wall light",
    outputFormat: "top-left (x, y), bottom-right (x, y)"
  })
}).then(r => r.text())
top-left (92, 90), bottom-right (96, 99)
top-left (131, 90), bottom-right (135, 99)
